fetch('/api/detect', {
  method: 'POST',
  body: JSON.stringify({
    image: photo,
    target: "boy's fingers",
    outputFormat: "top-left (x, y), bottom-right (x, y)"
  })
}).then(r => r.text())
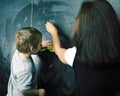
top-left (42, 40), bottom-right (52, 46)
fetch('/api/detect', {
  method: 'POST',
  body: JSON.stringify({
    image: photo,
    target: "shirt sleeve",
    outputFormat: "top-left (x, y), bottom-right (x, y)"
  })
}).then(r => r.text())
top-left (16, 71), bottom-right (33, 90)
top-left (65, 47), bottom-right (77, 66)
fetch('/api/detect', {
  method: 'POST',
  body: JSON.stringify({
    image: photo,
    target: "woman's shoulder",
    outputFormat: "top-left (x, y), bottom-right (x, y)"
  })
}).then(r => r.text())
top-left (65, 46), bottom-right (77, 66)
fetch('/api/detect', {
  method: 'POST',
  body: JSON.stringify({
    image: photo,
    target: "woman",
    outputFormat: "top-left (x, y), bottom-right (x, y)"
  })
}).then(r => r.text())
top-left (45, 0), bottom-right (120, 96)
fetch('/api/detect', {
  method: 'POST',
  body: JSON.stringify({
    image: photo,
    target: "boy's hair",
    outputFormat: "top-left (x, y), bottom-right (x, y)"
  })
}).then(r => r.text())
top-left (15, 27), bottom-right (42, 54)
top-left (71, 1), bottom-right (120, 67)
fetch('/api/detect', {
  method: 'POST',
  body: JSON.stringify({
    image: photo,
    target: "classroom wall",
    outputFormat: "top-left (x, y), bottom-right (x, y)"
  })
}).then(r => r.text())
top-left (0, 0), bottom-right (120, 96)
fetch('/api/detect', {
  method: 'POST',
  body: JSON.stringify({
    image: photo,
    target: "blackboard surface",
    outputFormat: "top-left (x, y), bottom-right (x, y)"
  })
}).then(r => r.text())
top-left (0, 0), bottom-right (120, 96)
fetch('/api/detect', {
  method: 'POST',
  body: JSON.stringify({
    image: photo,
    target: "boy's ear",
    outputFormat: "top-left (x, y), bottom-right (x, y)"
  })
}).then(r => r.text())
top-left (30, 46), bottom-right (34, 52)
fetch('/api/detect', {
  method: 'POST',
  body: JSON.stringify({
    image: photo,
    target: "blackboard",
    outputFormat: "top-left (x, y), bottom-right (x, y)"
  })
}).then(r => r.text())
top-left (0, 0), bottom-right (120, 96)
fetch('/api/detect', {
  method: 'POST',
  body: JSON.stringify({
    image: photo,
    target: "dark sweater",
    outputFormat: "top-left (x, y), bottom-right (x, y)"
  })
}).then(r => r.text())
top-left (73, 57), bottom-right (120, 96)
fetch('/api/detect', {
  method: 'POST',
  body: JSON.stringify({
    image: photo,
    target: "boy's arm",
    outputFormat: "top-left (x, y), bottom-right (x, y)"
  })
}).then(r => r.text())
top-left (41, 40), bottom-right (54, 52)
top-left (45, 22), bottom-right (67, 64)
top-left (21, 88), bottom-right (45, 96)
top-left (16, 69), bottom-right (45, 96)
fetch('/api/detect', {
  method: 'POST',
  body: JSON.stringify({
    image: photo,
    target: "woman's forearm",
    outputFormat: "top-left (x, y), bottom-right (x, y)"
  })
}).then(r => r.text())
top-left (51, 30), bottom-right (61, 54)
top-left (45, 22), bottom-right (67, 64)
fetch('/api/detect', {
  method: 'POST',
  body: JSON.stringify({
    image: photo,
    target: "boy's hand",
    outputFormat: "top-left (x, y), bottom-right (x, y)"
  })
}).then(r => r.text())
top-left (38, 89), bottom-right (45, 96)
top-left (41, 40), bottom-right (54, 52)
top-left (42, 40), bottom-right (53, 49)
top-left (45, 22), bottom-right (57, 34)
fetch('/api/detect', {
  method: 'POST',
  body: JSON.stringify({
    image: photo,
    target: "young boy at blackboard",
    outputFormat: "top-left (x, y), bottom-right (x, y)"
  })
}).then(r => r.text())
top-left (6, 27), bottom-right (46, 96)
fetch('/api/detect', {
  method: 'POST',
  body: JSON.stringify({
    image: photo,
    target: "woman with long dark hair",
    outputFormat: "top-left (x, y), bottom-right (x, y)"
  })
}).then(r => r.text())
top-left (45, 0), bottom-right (120, 96)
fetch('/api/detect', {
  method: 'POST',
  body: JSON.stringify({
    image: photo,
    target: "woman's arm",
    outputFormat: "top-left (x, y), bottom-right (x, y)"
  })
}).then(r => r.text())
top-left (45, 22), bottom-right (67, 64)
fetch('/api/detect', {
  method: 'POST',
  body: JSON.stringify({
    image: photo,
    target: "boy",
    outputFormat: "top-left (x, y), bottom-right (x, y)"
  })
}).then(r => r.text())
top-left (7, 27), bottom-right (45, 96)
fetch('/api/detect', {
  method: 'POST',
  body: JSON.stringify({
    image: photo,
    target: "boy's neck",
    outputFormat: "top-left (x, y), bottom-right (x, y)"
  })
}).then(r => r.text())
top-left (18, 52), bottom-right (31, 60)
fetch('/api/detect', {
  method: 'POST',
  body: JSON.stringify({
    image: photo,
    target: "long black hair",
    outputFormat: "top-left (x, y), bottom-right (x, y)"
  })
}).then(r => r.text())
top-left (71, 0), bottom-right (120, 67)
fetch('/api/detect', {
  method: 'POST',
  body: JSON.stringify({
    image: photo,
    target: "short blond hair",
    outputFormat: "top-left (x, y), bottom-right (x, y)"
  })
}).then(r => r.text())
top-left (15, 27), bottom-right (42, 53)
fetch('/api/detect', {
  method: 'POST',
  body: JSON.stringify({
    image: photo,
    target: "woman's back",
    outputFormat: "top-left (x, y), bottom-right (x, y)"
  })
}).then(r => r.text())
top-left (72, 1), bottom-right (120, 96)
top-left (73, 59), bottom-right (120, 96)
top-left (45, 0), bottom-right (120, 96)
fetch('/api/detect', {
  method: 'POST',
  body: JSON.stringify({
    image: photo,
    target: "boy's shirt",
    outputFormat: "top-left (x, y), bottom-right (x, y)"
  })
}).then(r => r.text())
top-left (7, 50), bottom-right (40, 96)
